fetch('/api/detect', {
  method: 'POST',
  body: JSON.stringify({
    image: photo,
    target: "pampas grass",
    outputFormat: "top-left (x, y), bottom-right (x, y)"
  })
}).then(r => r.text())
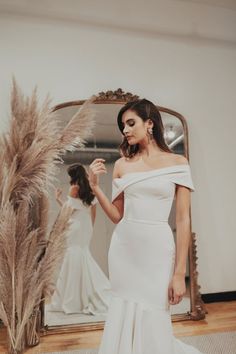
top-left (0, 79), bottom-right (96, 354)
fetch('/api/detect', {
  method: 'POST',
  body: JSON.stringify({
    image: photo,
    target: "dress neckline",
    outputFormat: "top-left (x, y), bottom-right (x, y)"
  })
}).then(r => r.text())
top-left (113, 164), bottom-right (189, 180)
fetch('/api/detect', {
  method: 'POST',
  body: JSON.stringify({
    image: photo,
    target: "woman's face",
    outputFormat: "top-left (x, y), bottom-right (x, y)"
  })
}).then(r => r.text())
top-left (121, 109), bottom-right (153, 145)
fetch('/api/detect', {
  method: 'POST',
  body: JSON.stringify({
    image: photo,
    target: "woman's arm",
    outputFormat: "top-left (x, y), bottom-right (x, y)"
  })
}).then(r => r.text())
top-left (174, 185), bottom-right (191, 276)
top-left (91, 204), bottom-right (96, 226)
top-left (168, 184), bottom-right (191, 305)
top-left (168, 185), bottom-right (190, 305)
top-left (91, 185), bottom-right (124, 224)
top-left (88, 158), bottom-right (124, 224)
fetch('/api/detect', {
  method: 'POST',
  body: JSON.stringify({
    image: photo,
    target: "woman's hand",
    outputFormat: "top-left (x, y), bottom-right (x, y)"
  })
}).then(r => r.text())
top-left (168, 274), bottom-right (186, 305)
top-left (88, 158), bottom-right (107, 189)
top-left (55, 188), bottom-right (63, 206)
top-left (55, 188), bottom-right (63, 200)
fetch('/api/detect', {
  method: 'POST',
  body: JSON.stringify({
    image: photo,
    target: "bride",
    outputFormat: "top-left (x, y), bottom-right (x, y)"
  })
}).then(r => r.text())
top-left (88, 99), bottom-right (204, 353)
top-left (49, 163), bottom-right (111, 315)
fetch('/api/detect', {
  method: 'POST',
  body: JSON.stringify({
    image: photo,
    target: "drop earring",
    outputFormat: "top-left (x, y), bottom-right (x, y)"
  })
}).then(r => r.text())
top-left (147, 127), bottom-right (154, 141)
top-left (148, 127), bottom-right (153, 135)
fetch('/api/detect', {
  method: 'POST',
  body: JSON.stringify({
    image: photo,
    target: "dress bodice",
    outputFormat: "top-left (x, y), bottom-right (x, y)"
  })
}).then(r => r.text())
top-left (64, 196), bottom-right (98, 248)
top-left (112, 164), bottom-right (195, 224)
top-left (66, 195), bottom-right (98, 211)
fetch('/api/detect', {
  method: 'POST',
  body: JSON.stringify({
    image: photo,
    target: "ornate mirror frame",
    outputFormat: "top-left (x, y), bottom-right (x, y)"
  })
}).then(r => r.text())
top-left (40, 89), bottom-right (206, 336)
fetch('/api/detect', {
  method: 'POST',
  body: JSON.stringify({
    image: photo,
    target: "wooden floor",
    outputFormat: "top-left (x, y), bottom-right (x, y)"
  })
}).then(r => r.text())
top-left (0, 301), bottom-right (236, 354)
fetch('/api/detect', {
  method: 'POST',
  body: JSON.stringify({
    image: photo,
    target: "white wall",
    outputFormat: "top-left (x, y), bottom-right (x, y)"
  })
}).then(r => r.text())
top-left (0, 12), bottom-right (235, 294)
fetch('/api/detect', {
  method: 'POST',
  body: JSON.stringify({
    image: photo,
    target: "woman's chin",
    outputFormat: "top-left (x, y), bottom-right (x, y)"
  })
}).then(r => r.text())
top-left (127, 139), bottom-right (136, 145)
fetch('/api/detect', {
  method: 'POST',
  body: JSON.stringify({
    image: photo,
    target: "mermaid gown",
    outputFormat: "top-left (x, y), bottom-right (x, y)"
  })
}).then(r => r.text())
top-left (49, 196), bottom-right (111, 315)
top-left (98, 164), bottom-right (204, 354)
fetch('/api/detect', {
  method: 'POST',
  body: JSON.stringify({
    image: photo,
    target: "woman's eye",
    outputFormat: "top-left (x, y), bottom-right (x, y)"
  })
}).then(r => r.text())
top-left (128, 121), bottom-right (135, 126)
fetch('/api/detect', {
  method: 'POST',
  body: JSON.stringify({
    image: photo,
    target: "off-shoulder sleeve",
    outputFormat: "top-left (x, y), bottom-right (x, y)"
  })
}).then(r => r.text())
top-left (112, 180), bottom-right (120, 202)
top-left (112, 178), bottom-right (126, 202)
top-left (171, 165), bottom-right (195, 192)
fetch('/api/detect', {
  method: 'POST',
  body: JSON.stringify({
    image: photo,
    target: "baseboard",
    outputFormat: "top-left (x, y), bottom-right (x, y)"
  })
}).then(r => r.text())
top-left (202, 291), bottom-right (236, 303)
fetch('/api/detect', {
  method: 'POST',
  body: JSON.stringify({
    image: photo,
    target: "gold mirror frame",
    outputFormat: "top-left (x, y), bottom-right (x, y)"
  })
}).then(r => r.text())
top-left (40, 89), bottom-right (206, 336)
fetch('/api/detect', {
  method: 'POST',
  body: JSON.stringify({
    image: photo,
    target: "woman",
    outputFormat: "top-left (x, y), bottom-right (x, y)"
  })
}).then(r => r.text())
top-left (49, 163), bottom-right (111, 315)
top-left (88, 99), bottom-right (203, 353)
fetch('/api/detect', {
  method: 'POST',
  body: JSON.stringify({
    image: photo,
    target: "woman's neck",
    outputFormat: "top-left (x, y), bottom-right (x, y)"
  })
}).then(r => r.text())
top-left (138, 141), bottom-right (163, 158)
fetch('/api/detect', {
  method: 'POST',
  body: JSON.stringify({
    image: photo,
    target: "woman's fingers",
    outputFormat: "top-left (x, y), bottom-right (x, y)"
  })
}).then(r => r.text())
top-left (173, 294), bottom-right (183, 304)
top-left (90, 158), bottom-right (106, 169)
top-left (173, 290), bottom-right (184, 304)
top-left (88, 159), bottom-right (107, 188)
top-left (168, 286), bottom-right (172, 301)
top-left (91, 158), bottom-right (106, 163)
top-left (168, 286), bottom-right (174, 304)
top-left (89, 159), bottom-right (107, 175)
top-left (89, 159), bottom-right (106, 169)
top-left (168, 286), bottom-right (184, 305)
top-left (170, 276), bottom-right (186, 305)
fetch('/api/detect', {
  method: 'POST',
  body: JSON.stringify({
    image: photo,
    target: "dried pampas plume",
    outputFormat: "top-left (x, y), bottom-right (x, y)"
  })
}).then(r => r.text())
top-left (60, 96), bottom-right (96, 151)
top-left (0, 79), bottom-right (96, 354)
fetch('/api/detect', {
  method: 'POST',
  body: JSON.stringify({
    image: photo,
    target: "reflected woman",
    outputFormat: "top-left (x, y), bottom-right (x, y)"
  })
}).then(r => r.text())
top-left (88, 99), bottom-right (203, 353)
top-left (49, 163), bottom-right (111, 315)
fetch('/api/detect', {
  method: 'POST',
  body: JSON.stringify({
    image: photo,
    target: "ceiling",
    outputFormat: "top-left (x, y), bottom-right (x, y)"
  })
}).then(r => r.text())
top-left (0, 0), bottom-right (235, 44)
top-left (176, 0), bottom-right (236, 10)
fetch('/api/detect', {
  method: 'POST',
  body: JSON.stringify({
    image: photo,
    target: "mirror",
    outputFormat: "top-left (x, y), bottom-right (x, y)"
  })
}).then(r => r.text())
top-left (42, 89), bottom-right (205, 333)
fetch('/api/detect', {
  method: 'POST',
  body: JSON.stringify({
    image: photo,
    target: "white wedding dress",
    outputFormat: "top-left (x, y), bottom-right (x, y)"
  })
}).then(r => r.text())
top-left (49, 196), bottom-right (111, 315)
top-left (98, 164), bottom-right (204, 354)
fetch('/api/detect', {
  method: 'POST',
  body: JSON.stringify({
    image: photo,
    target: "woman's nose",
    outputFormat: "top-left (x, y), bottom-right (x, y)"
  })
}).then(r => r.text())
top-left (123, 126), bottom-right (129, 134)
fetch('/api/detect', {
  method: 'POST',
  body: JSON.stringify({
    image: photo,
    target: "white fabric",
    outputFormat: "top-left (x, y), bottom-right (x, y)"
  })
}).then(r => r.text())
top-left (99, 164), bottom-right (203, 354)
top-left (49, 196), bottom-right (111, 315)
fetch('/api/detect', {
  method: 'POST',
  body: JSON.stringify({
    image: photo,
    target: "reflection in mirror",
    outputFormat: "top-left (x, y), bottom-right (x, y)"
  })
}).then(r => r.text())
top-left (44, 103), bottom-right (190, 327)
top-left (45, 162), bottom-right (111, 326)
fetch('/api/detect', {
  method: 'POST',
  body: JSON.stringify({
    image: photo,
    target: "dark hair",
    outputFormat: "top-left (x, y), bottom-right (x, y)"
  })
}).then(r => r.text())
top-left (67, 163), bottom-right (95, 206)
top-left (117, 98), bottom-right (173, 158)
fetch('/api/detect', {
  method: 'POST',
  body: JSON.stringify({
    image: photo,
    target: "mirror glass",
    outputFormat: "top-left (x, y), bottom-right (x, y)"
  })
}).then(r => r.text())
top-left (44, 103), bottom-right (189, 327)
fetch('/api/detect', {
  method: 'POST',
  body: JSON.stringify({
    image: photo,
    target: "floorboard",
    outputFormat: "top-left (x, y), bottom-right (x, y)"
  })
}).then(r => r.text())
top-left (0, 301), bottom-right (235, 353)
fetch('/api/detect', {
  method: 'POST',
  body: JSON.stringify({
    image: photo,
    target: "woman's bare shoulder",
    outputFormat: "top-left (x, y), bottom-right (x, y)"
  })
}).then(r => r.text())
top-left (114, 157), bottom-right (126, 169)
top-left (113, 157), bottom-right (125, 178)
top-left (113, 156), bottom-right (134, 178)
top-left (174, 154), bottom-right (189, 165)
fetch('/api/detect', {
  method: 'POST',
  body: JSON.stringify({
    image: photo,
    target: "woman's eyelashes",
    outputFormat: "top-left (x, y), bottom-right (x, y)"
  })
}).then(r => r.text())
top-left (123, 120), bottom-right (135, 127)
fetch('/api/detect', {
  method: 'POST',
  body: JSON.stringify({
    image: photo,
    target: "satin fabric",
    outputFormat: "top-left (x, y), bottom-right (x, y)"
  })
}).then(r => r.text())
top-left (98, 164), bottom-right (204, 354)
top-left (49, 196), bottom-right (111, 315)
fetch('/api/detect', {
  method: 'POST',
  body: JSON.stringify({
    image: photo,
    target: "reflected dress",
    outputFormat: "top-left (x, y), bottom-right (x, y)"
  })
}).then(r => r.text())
top-left (49, 196), bottom-right (111, 315)
top-left (98, 164), bottom-right (204, 354)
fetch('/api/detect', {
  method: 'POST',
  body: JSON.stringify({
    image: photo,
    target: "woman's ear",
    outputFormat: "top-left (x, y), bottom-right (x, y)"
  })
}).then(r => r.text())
top-left (147, 119), bottom-right (154, 129)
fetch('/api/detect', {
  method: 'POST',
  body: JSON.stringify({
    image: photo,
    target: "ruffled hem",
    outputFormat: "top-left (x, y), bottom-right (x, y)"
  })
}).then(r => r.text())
top-left (98, 294), bottom-right (203, 354)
